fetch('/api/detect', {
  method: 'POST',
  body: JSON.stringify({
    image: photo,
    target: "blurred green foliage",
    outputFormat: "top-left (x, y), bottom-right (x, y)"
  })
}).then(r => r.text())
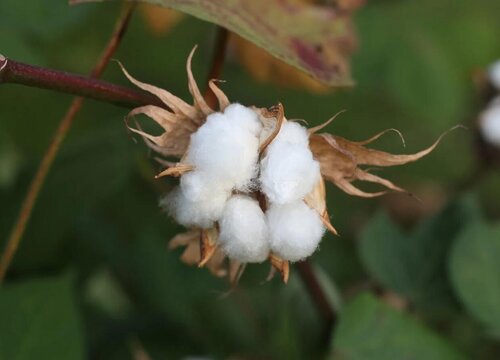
top-left (333, 293), bottom-right (466, 360)
top-left (359, 197), bottom-right (480, 316)
top-left (0, 273), bottom-right (84, 359)
top-left (1, 0), bottom-right (500, 359)
top-left (450, 220), bottom-right (500, 338)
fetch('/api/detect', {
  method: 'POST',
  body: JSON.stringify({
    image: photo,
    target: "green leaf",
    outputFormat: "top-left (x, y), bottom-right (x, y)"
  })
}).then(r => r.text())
top-left (0, 273), bottom-right (85, 360)
top-left (385, 31), bottom-right (464, 127)
top-left (0, 0), bottom-right (92, 40)
top-left (449, 221), bottom-right (500, 337)
top-left (359, 197), bottom-right (480, 314)
top-left (332, 293), bottom-right (466, 360)
top-left (73, 0), bottom-right (356, 86)
top-left (3, 125), bottom-right (133, 272)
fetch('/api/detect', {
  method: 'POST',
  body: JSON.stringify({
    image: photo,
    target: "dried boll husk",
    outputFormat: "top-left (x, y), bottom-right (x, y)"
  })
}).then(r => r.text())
top-left (309, 123), bottom-right (454, 198)
top-left (168, 228), bottom-right (244, 285)
top-left (168, 229), bottom-right (227, 277)
top-left (304, 177), bottom-right (338, 236)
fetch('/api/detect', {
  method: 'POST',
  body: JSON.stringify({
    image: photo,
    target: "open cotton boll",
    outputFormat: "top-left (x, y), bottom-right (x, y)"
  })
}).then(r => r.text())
top-left (267, 201), bottom-right (325, 262)
top-left (218, 195), bottom-right (270, 263)
top-left (223, 103), bottom-right (262, 136)
top-left (161, 186), bottom-right (229, 229)
top-left (488, 60), bottom-right (500, 90)
top-left (479, 98), bottom-right (500, 147)
top-left (272, 121), bottom-right (310, 147)
top-left (180, 170), bottom-right (233, 202)
top-left (186, 106), bottom-right (261, 190)
top-left (260, 142), bottom-right (321, 204)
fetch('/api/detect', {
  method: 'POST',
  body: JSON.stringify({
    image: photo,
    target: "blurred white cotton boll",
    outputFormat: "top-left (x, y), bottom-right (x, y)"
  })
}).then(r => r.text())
top-left (488, 60), bottom-right (500, 90)
top-left (218, 195), bottom-right (270, 263)
top-left (161, 187), bottom-right (229, 229)
top-left (186, 105), bottom-right (261, 190)
top-left (479, 98), bottom-right (500, 147)
top-left (260, 142), bottom-right (321, 204)
top-left (267, 201), bottom-right (325, 262)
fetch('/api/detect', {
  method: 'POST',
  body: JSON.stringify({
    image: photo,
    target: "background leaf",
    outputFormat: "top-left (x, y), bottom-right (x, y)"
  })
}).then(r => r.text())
top-left (0, 273), bottom-right (84, 360)
top-left (359, 197), bottom-right (480, 314)
top-left (449, 221), bottom-right (500, 337)
top-left (0, 124), bottom-right (133, 273)
top-left (72, 0), bottom-right (357, 86)
top-left (332, 293), bottom-right (466, 360)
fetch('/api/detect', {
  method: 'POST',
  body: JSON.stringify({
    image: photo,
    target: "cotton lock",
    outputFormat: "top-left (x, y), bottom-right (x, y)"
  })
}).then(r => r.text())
top-left (185, 103), bottom-right (262, 191)
top-left (266, 201), bottom-right (325, 262)
top-left (162, 186), bottom-right (229, 229)
top-left (260, 122), bottom-right (321, 204)
top-left (218, 195), bottom-right (270, 263)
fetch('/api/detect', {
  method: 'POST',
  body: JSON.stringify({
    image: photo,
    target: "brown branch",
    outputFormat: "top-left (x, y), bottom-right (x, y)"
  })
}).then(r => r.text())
top-left (204, 27), bottom-right (229, 109)
top-left (296, 261), bottom-right (337, 344)
top-left (0, 53), bottom-right (163, 110)
top-left (0, 3), bottom-right (136, 283)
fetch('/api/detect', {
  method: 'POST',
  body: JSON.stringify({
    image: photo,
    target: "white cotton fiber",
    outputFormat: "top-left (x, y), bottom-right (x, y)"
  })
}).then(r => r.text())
top-left (273, 121), bottom-right (310, 147)
top-left (479, 97), bottom-right (500, 147)
top-left (488, 60), bottom-right (500, 90)
top-left (161, 186), bottom-right (229, 229)
top-left (223, 103), bottom-right (263, 135)
top-left (266, 201), bottom-right (325, 262)
top-left (180, 170), bottom-right (231, 202)
top-left (260, 123), bottom-right (320, 204)
top-left (218, 195), bottom-right (270, 263)
top-left (186, 104), bottom-right (262, 191)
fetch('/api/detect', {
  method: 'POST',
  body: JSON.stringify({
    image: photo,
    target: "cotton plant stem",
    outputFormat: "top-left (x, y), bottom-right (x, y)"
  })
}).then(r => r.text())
top-left (0, 3), bottom-right (136, 283)
top-left (296, 261), bottom-right (337, 341)
top-left (204, 27), bottom-right (229, 109)
top-left (0, 53), bottom-right (163, 110)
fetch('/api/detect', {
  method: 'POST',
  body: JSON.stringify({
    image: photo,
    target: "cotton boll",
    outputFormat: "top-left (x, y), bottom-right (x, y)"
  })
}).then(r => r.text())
top-left (180, 170), bottom-right (232, 202)
top-left (218, 195), bottom-right (270, 263)
top-left (161, 186), bottom-right (229, 229)
top-left (272, 121), bottom-right (310, 147)
top-left (260, 121), bottom-right (320, 203)
top-left (479, 98), bottom-right (500, 147)
top-left (223, 103), bottom-right (262, 136)
top-left (260, 142), bottom-right (321, 204)
top-left (267, 201), bottom-right (325, 262)
top-left (488, 60), bottom-right (500, 90)
top-left (186, 106), bottom-right (261, 190)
